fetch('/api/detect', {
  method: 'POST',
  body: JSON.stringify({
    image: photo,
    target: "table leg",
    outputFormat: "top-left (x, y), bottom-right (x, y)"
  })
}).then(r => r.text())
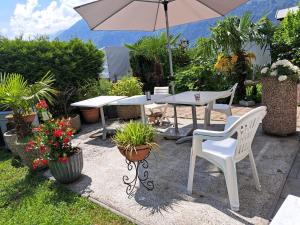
top-left (100, 107), bottom-right (107, 140)
top-left (192, 105), bottom-right (197, 130)
top-left (204, 102), bottom-right (213, 128)
top-left (173, 104), bottom-right (179, 134)
top-left (140, 105), bottom-right (146, 124)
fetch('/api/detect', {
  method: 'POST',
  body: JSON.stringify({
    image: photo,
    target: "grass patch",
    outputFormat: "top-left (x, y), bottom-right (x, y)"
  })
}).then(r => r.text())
top-left (0, 150), bottom-right (134, 225)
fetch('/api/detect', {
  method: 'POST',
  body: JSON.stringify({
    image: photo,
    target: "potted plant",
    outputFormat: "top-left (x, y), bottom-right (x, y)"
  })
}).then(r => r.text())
top-left (112, 121), bottom-right (158, 161)
top-left (0, 72), bottom-right (57, 158)
top-left (30, 110), bottom-right (83, 182)
top-left (77, 78), bottom-right (112, 123)
top-left (109, 76), bottom-right (143, 120)
top-left (261, 60), bottom-right (300, 136)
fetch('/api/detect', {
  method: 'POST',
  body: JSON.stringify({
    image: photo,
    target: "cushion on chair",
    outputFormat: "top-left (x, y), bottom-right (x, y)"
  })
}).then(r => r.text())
top-left (212, 104), bottom-right (230, 111)
top-left (202, 138), bottom-right (237, 158)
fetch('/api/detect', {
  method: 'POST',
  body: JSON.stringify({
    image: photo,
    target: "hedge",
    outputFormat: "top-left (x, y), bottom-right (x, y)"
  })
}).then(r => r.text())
top-left (0, 37), bottom-right (104, 115)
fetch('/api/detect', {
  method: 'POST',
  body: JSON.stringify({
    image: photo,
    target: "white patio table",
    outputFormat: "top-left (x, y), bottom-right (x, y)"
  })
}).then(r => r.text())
top-left (71, 96), bottom-right (126, 140)
top-left (157, 91), bottom-right (230, 144)
top-left (109, 94), bottom-right (170, 124)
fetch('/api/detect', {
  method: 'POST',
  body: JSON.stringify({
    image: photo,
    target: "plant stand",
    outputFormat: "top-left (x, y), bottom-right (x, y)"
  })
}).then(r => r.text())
top-left (123, 154), bottom-right (154, 198)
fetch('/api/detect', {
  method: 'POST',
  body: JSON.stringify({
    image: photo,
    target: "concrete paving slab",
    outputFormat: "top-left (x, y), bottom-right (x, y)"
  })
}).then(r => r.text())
top-left (43, 120), bottom-right (299, 225)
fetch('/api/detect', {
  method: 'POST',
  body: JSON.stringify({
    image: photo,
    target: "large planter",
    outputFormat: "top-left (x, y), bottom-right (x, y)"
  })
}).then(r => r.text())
top-left (117, 106), bottom-right (140, 120)
top-left (118, 145), bottom-right (150, 161)
top-left (80, 108), bottom-right (99, 123)
top-left (262, 77), bottom-right (297, 136)
top-left (15, 141), bottom-right (48, 170)
top-left (3, 130), bottom-right (18, 156)
top-left (63, 114), bottom-right (81, 132)
top-left (48, 149), bottom-right (83, 184)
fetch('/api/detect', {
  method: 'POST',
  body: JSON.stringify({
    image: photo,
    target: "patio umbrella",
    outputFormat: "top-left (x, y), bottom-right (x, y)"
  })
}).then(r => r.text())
top-left (74, 0), bottom-right (248, 94)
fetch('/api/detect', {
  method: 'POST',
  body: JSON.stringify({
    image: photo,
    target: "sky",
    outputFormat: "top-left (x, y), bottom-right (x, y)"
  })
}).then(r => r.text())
top-left (0, 0), bottom-right (91, 38)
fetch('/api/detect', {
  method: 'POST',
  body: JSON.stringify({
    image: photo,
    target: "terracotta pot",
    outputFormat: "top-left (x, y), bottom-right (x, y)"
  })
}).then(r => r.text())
top-left (63, 114), bottom-right (81, 132)
top-left (117, 105), bottom-right (141, 120)
top-left (5, 113), bottom-right (36, 124)
top-left (48, 148), bottom-right (83, 184)
top-left (80, 108), bottom-right (99, 123)
top-left (118, 145), bottom-right (150, 161)
top-left (3, 130), bottom-right (18, 156)
top-left (262, 77), bottom-right (297, 136)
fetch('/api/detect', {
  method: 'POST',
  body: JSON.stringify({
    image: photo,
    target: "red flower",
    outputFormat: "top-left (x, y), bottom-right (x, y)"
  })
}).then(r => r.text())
top-left (53, 142), bottom-right (60, 148)
top-left (63, 137), bottom-right (70, 144)
top-left (28, 140), bottom-right (35, 146)
top-left (41, 159), bottom-right (47, 166)
top-left (25, 146), bottom-right (31, 152)
top-left (58, 156), bottom-right (68, 163)
top-left (59, 121), bottom-right (65, 127)
top-left (39, 145), bottom-right (47, 153)
top-left (54, 129), bottom-right (63, 137)
top-left (44, 130), bottom-right (49, 135)
top-left (36, 99), bottom-right (48, 110)
top-left (32, 127), bottom-right (41, 132)
top-left (66, 130), bottom-right (73, 137)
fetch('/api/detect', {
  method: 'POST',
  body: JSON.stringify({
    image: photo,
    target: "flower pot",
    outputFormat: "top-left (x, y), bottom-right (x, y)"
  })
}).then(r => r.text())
top-left (118, 145), bottom-right (150, 161)
top-left (117, 105), bottom-right (140, 120)
top-left (15, 140), bottom-right (48, 170)
top-left (48, 148), bottom-right (83, 184)
top-left (64, 114), bottom-right (81, 132)
top-left (80, 108), bottom-right (99, 123)
top-left (262, 77), bottom-right (297, 136)
top-left (3, 130), bottom-right (18, 156)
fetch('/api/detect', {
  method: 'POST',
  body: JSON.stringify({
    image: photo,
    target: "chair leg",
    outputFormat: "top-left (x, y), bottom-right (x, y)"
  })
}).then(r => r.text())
top-left (224, 163), bottom-right (239, 211)
top-left (225, 108), bottom-right (232, 117)
top-left (249, 150), bottom-right (261, 191)
top-left (187, 148), bottom-right (197, 194)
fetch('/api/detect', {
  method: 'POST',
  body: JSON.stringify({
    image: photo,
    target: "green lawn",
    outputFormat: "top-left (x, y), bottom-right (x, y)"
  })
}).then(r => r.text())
top-left (0, 150), bottom-right (134, 225)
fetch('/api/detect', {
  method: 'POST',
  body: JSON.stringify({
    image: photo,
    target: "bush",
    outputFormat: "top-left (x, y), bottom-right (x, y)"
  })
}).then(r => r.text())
top-left (0, 37), bottom-right (104, 115)
top-left (109, 76), bottom-right (143, 97)
top-left (77, 78), bottom-right (112, 100)
top-left (272, 4), bottom-right (300, 66)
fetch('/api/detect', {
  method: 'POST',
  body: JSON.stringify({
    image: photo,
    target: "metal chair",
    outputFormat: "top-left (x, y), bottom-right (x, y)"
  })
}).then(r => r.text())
top-left (187, 106), bottom-right (267, 211)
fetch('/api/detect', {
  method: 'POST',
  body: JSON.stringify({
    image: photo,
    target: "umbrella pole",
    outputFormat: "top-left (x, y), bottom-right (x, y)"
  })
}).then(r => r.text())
top-left (163, 1), bottom-right (178, 134)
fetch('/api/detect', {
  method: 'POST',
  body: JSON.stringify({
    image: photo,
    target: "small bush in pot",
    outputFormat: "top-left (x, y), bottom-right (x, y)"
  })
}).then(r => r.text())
top-left (261, 60), bottom-right (300, 135)
top-left (109, 76), bottom-right (143, 120)
top-left (29, 106), bottom-right (83, 183)
top-left (112, 121), bottom-right (158, 161)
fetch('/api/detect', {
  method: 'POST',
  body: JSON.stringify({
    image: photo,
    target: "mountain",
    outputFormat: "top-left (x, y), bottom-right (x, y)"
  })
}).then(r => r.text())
top-left (57, 0), bottom-right (299, 47)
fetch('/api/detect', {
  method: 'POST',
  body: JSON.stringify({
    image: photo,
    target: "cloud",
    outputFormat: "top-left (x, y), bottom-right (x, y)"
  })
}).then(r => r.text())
top-left (9, 0), bottom-right (90, 38)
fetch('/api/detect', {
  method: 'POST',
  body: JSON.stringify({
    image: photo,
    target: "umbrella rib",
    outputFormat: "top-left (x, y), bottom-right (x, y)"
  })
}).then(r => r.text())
top-left (91, 1), bottom-right (134, 30)
top-left (74, 0), bottom-right (100, 9)
top-left (194, 0), bottom-right (224, 16)
top-left (152, 1), bottom-right (160, 31)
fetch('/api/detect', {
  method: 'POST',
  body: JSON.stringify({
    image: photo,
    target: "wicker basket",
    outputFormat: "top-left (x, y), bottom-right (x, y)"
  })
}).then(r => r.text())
top-left (262, 77), bottom-right (297, 136)
top-left (117, 106), bottom-right (141, 120)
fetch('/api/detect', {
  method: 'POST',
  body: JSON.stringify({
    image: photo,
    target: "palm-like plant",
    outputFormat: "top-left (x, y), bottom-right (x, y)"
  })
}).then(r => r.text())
top-left (201, 13), bottom-right (274, 99)
top-left (0, 71), bottom-right (57, 138)
top-left (125, 33), bottom-right (180, 87)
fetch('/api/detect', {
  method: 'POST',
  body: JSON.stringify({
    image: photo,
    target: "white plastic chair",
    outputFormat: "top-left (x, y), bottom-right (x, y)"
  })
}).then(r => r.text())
top-left (187, 106), bottom-right (267, 211)
top-left (205, 83), bottom-right (238, 121)
top-left (145, 87), bottom-right (170, 124)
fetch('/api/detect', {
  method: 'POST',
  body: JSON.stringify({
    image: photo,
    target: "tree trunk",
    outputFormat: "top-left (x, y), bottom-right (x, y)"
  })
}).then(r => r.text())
top-left (232, 52), bottom-right (249, 100)
top-left (153, 61), bottom-right (164, 87)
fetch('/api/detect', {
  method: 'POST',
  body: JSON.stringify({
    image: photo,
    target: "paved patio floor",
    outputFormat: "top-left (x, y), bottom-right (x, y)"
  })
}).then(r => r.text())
top-left (43, 117), bottom-right (299, 225)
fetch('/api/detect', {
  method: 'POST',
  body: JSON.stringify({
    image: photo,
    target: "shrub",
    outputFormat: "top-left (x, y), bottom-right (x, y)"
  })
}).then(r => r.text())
top-left (77, 78), bottom-right (112, 100)
top-left (0, 37), bottom-right (104, 114)
top-left (272, 4), bottom-right (300, 66)
top-left (109, 76), bottom-right (143, 97)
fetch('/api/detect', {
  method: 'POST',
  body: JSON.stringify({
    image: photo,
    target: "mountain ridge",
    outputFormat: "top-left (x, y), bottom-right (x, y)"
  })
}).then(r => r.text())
top-left (57, 0), bottom-right (299, 47)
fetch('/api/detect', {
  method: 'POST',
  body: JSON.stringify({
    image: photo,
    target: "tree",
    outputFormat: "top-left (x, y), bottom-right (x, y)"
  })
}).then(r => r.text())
top-left (199, 13), bottom-right (274, 99)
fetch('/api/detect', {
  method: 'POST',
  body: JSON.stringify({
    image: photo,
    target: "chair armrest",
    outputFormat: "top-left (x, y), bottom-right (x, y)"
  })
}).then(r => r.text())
top-left (193, 129), bottom-right (229, 141)
top-left (224, 116), bottom-right (240, 130)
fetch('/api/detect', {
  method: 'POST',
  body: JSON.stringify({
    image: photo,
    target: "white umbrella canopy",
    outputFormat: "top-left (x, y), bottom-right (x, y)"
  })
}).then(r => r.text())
top-left (74, 0), bottom-right (248, 133)
top-left (75, 0), bottom-right (248, 31)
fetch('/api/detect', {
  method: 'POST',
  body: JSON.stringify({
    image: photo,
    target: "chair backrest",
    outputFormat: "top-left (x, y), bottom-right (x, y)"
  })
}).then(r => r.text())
top-left (226, 106), bottom-right (267, 162)
top-left (228, 83), bottom-right (238, 106)
top-left (154, 86), bottom-right (169, 95)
